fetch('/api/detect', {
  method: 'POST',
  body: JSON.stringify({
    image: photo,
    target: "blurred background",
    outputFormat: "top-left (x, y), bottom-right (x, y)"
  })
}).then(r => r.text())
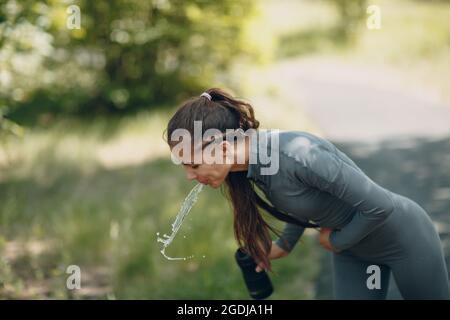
top-left (1, 0), bottom-right (449, 299)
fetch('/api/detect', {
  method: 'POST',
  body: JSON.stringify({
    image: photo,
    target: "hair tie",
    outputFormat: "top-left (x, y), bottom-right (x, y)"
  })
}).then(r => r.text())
top-left (200, 92), bottom-right (212, 100)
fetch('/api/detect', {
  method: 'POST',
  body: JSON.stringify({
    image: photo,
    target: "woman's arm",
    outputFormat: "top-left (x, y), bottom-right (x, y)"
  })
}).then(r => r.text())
top-left (274, 223), bottom-right (305, 253)
top-left (293, 146), bottom-right (395, 252)
top-left (254, 223), bottom-right (304, 272)
top-left (255, 240), bottom-right (291, 272)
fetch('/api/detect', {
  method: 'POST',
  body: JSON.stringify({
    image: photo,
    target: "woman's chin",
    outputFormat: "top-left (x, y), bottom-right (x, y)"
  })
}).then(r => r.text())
top-left (208, 181), bottom-right (222, 189)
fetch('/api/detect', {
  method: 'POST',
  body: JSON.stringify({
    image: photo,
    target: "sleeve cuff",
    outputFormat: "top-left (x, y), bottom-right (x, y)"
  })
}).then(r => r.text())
top-left (275, 238), bottom-right (292, 253)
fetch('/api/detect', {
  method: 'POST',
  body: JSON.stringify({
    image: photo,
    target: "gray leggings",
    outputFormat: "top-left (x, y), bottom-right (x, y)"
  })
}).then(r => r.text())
top-left (332, 194), bottom-right (450, 299)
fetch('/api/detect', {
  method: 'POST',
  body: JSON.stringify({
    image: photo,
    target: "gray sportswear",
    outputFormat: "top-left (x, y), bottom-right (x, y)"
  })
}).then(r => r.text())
top-left (246, 130), bottom-right (450, 299)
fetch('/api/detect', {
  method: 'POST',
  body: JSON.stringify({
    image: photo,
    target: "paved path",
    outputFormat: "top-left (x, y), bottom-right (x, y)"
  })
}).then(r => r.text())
top-left (273, 57), bottom-right (450, 143)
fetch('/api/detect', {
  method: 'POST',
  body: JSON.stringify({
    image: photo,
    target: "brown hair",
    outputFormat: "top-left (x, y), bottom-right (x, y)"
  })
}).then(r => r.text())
top-left (164, 88), bottom-right (316, 272)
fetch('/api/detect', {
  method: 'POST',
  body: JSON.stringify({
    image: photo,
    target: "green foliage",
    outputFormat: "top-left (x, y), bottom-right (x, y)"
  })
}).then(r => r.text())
top-left (328, 0), bottom-right (367, 40)
top-left (0, 0), bottom-right (257, 122)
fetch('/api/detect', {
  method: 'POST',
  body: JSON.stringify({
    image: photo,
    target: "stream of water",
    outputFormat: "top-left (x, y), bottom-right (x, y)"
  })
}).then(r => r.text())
top-left (156, 183), bottom-right (204, 260)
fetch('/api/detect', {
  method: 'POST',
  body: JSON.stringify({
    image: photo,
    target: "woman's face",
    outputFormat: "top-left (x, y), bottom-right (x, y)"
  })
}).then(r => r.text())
top-left (182, 162), bottom-right (231, 188)
top-left (171, 141), bottom-right (233, 189)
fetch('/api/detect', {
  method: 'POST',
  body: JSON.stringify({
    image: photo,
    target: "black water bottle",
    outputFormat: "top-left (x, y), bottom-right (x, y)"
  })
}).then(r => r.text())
top-left (235, 248), bottom-right (273, 300)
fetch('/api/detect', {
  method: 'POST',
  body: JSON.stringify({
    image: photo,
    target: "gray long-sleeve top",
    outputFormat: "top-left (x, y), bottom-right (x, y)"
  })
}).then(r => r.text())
top-left (245, 130), bottom-right (397, 253)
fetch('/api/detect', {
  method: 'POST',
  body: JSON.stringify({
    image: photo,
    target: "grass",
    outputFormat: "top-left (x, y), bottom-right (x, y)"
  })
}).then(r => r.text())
top-left (0, 97), bottom-right (323, 299)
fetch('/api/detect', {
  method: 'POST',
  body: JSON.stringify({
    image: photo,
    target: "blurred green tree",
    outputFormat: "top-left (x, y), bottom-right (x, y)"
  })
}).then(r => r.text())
top-left (329, 0), bottom-right (367, 40)
top-left (0, 0), bottom-right (257, 123)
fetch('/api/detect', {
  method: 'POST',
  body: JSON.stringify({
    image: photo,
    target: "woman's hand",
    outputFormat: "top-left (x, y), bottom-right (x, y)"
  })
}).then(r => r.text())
top-left (319, 227), bottom-right (339, 252)
top-left (255, 241), bottom-right (289, 273)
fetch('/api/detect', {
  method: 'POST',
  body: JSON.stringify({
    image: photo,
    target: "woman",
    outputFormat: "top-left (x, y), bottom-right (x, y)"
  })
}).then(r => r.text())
top-left (165, 87), bottom-right (450, 299)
